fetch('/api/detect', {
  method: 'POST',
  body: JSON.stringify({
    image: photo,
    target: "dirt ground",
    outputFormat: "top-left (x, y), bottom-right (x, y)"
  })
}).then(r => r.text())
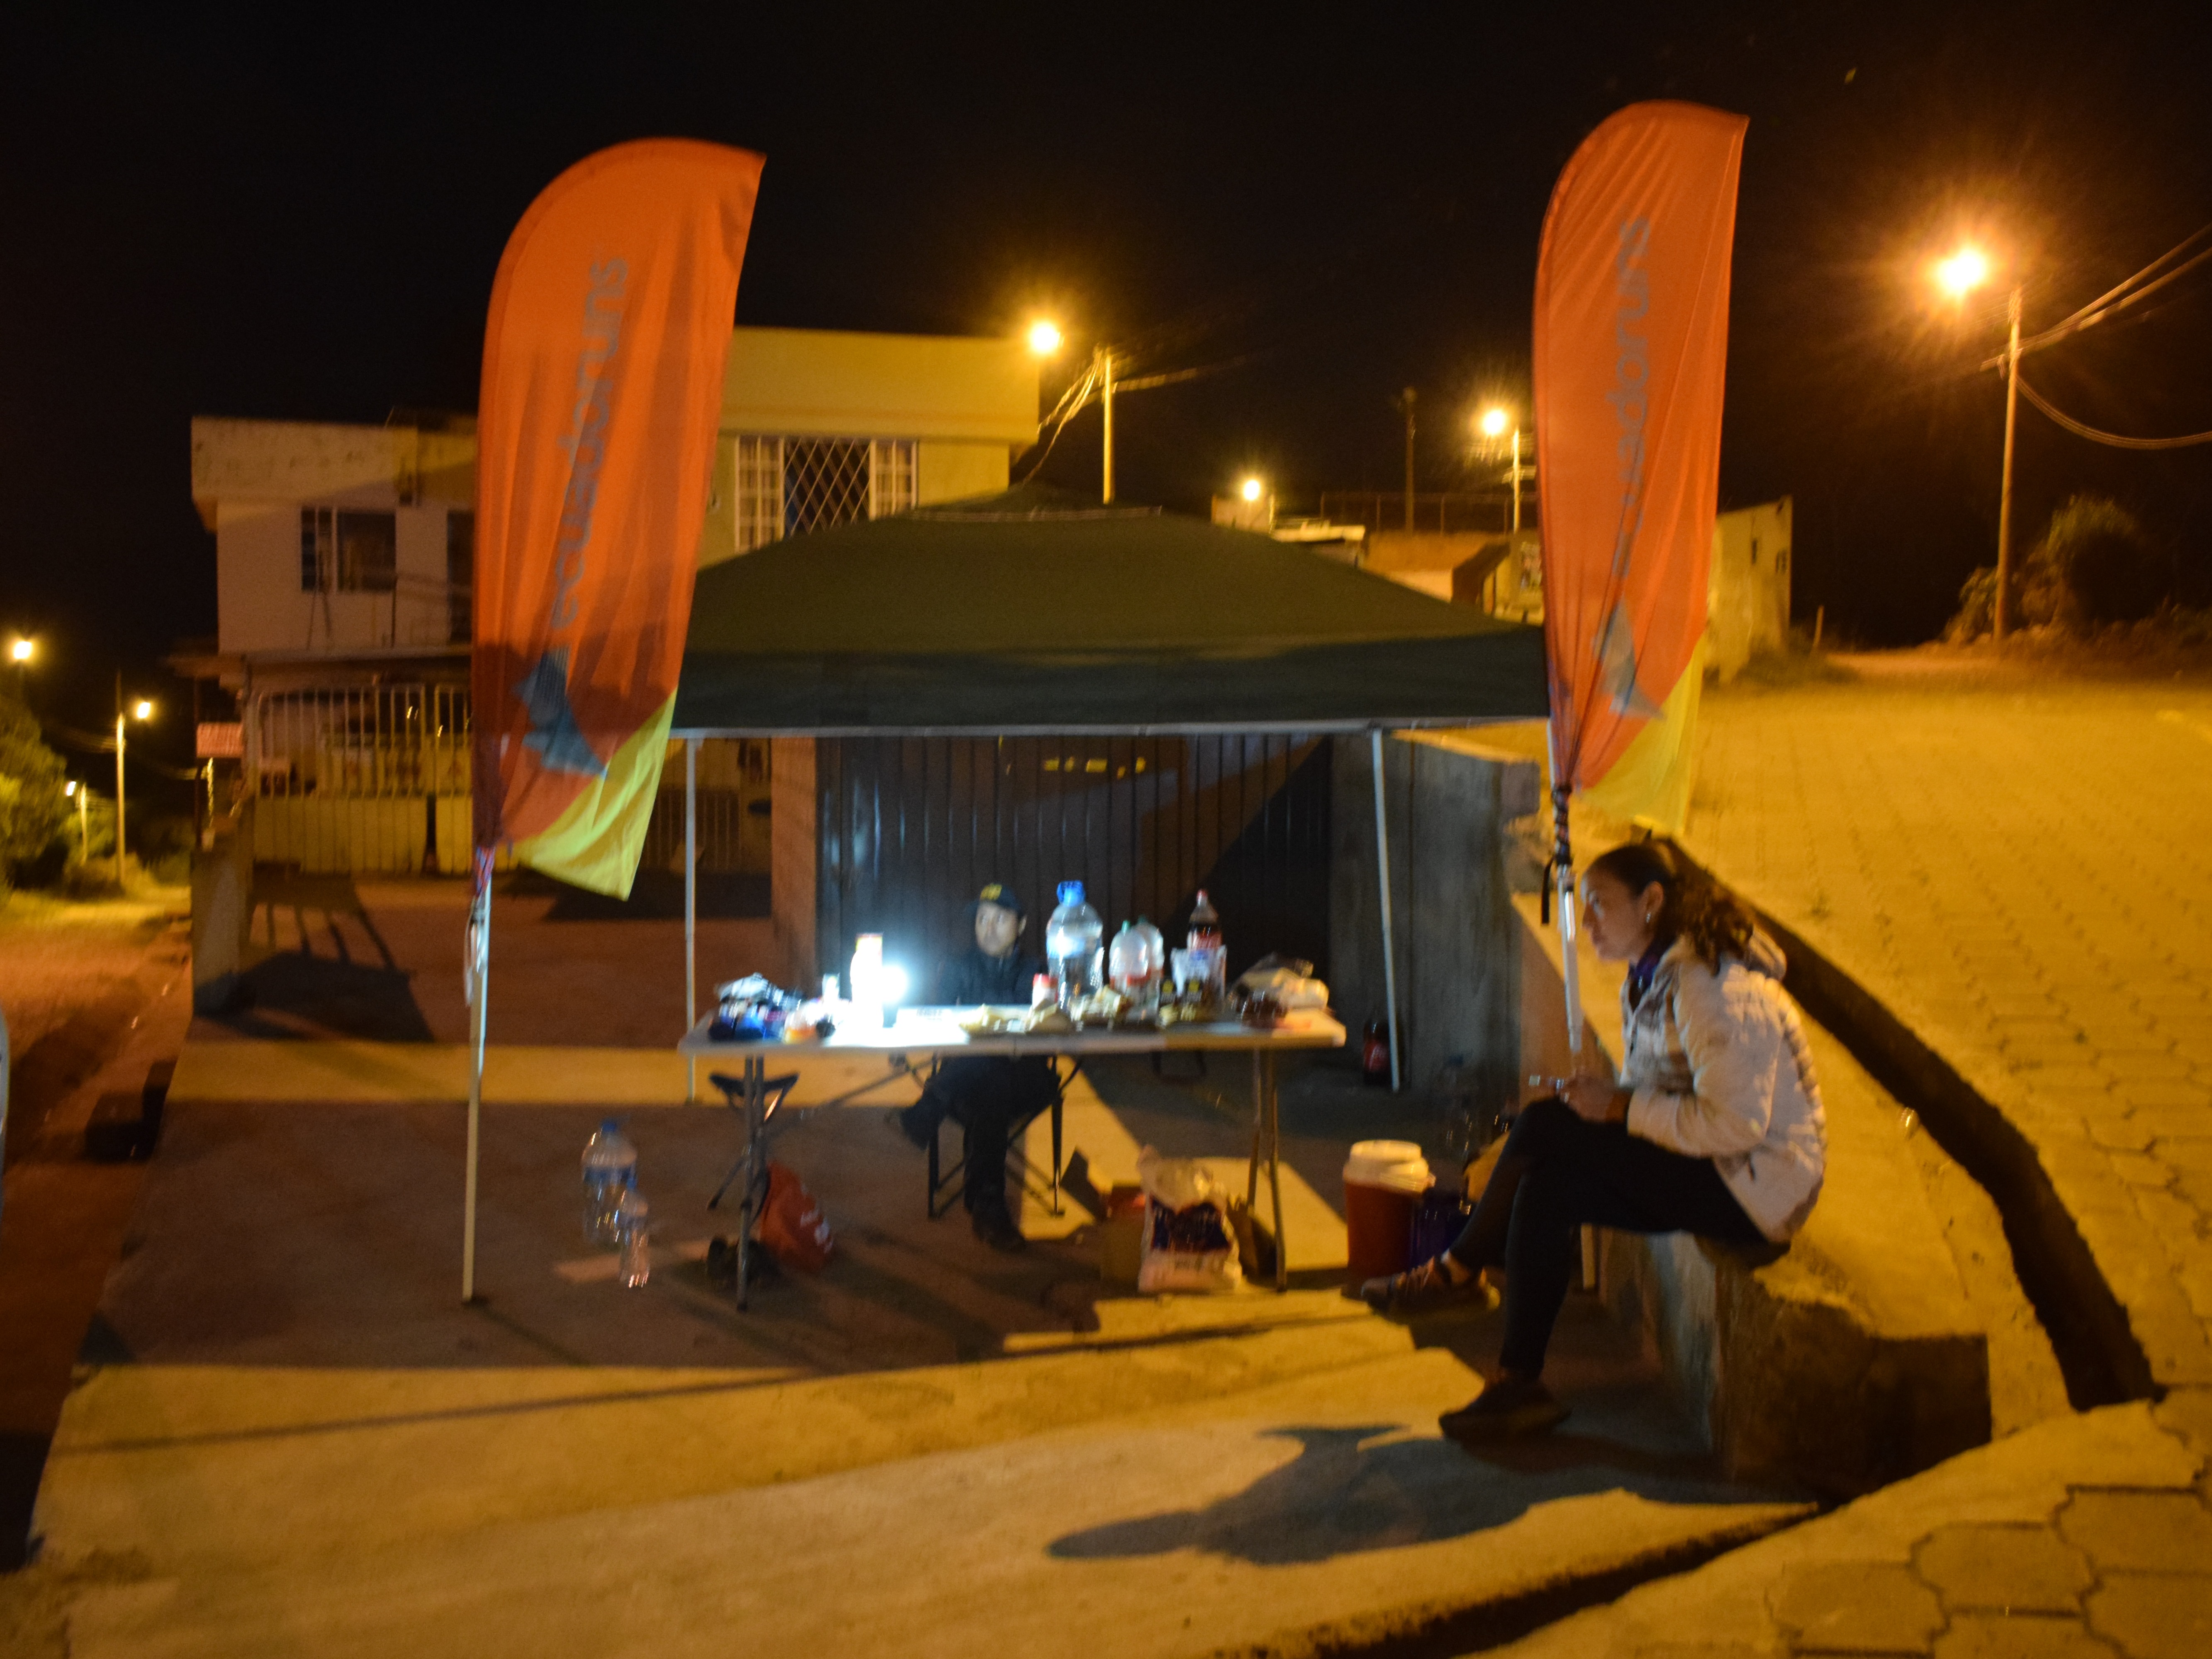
top-left (0, 885), bottom-right (191, 1569)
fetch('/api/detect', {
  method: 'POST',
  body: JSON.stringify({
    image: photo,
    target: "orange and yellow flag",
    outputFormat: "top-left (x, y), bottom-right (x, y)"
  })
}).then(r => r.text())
top-left (1535, 102), bottom-right (1743, 833)
top-left (471, 139), bottom-right (762, 895)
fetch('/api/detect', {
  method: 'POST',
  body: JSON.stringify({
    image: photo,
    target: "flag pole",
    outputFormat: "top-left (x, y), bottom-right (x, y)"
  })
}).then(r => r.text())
top-left (462, 852), bottom-right (491, 1303)
top-left (1546, 725), bottom-right (1584, 1061)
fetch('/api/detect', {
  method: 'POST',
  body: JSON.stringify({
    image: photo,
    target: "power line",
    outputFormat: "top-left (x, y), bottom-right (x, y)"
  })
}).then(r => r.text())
top-left (2016, 374), bottom-right (2212, 450)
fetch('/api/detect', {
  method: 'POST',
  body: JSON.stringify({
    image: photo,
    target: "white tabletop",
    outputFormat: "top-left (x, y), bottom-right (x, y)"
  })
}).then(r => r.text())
top-left (676, 1005), bottom-right (1343, 1061)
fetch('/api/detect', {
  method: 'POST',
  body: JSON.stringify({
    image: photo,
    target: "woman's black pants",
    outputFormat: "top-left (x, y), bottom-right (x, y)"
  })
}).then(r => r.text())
top-left (1443, 1098), bottom-right (1767, 1378)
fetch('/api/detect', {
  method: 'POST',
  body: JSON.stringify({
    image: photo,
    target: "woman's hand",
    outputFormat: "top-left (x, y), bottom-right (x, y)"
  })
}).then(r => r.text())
top-left (1562, 1073), bottom-right (1631, 1124)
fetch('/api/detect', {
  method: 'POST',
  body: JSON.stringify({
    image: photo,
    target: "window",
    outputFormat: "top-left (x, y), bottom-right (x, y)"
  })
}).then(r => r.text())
top-left (733, 436), bottom-right (918, 553)
top-left (735, 436), bottom-right (783, 553)
top-left (446, 511), bottom-right (474, 644)
top-left (299, 507), bottom-right (397, 593)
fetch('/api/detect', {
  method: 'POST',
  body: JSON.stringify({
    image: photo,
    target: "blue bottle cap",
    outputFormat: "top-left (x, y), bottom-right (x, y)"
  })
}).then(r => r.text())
top-left (1058, 881), bottom-right (1085, 904)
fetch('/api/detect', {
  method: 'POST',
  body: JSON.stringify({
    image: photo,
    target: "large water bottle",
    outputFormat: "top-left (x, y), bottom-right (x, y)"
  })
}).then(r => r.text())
top-left (1045, 881), bottom-right (1104, 1009)
top-left (581, 1118), bottom-right (638, 1248)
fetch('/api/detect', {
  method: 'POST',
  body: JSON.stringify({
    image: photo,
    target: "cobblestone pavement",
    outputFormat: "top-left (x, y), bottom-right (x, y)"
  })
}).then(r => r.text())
top-left (1682, 655), bottom-right (2212, 1389)
top-left (1499, 1390), bottom-right (2212, 1659)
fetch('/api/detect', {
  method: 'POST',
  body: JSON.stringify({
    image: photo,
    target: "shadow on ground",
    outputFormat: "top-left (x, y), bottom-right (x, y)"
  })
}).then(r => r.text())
top-left (1052, 1421), bottom-right (1764, 1566)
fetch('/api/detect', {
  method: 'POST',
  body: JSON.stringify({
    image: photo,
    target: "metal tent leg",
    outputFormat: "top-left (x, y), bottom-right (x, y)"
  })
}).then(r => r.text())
top-left (685, 737), bottom-right (699, 1103)
top-left (1371, 730), bottom-right (1402, 1091)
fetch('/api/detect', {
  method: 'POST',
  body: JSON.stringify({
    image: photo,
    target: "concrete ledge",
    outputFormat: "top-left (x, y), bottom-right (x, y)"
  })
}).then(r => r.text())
top-left (1518, 895), bottom-right (1991, 1494)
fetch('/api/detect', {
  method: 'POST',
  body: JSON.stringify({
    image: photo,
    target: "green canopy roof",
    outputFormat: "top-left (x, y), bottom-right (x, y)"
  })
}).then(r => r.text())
top-left (673, 485), bottom-right (1548, 734)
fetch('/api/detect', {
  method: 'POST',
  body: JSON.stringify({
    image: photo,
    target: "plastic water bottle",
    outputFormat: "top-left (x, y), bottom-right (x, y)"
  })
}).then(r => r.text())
top-left (1109, 918), bottom-right (1166, 1016)
top-left (616, 1187), bottom-right (651, 1288)
top-left (581, 1119), bottom-right (637, 1248)
top-left (1045, 881), bottom-right (1104, 1008)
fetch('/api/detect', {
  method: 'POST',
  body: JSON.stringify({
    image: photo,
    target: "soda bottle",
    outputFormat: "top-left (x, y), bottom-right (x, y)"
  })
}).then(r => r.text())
top-left (1187, 890), bottom-right (1226, 1005)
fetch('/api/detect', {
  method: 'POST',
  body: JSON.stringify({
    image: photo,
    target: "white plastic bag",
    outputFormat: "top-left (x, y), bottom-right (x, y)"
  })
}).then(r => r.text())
top-left (1135, 1147), bottom-right (1243, 1294)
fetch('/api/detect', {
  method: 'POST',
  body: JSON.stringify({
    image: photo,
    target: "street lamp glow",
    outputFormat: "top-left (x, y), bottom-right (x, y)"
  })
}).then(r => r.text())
top-left (1936, 247), bottom-right (1991, 298)
top-left (1240, 476), bottom-right (1264, 503)
top-left (133, 699), bottom-right (153, 720)
top-left (1478, 407), bottom-right (1509, 439)
top-left (1026, 319), bottom-right (1063, 356)
top-left (64, 780), bottom-right (76, 796)
top-left (8, 637), bottom-right (31, 663)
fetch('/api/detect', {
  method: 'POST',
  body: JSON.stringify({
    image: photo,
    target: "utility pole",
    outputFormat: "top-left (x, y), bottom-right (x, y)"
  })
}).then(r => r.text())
top-left (1510, 427), bottom-right (1524, 532)
top-left (1099, 347), bottom-right (1116, 504)
top-left (1400, 387), bottom-right (1417, 530)
top-left (1994, 284), bottom-right (2023, 642)
top-left (114, 671), bottom-right (127, 890)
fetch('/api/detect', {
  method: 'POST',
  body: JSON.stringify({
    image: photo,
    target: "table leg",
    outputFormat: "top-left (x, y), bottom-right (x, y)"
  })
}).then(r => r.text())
top-left (1246, 1051), bottom-right (1264, 1212)
top-left (1265, 1052), bottom-right (1286, 1293)
top-left (736, 1054), bottom-right (764, 1310)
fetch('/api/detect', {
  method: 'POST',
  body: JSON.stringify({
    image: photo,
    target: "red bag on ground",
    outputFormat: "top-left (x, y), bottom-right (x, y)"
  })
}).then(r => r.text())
top-left (754, 1160), bottom-right (835, 1272)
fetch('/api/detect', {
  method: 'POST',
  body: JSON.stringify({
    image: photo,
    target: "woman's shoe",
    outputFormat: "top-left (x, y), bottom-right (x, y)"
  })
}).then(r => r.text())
top-left (1349, 1255), bottom-right (1489, 1314)
top-left (1439, 1375), bottom-right (1569, 1443)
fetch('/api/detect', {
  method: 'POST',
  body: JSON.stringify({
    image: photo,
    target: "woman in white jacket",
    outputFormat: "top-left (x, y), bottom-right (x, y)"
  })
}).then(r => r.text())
top-left (1357, 840), bottom-right (1827, 1442)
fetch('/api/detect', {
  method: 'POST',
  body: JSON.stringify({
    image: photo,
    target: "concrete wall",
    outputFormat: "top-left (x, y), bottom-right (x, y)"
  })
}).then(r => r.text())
top-left (1364, 530), bottom-right (1544, 620)
top-left (1516, 892), bottom-right (1991, 1494)
top-left (1706, 497), bottom-right (1792, 679)
top-left (1329, 733), bottom-right (1522, 1100)
top-left (214, 497), bottom-right (458, 656)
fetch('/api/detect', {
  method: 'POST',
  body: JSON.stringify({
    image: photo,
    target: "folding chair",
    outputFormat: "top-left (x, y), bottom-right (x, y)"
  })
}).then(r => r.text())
top-left (925, 1057), bottom-right (1073, 1220)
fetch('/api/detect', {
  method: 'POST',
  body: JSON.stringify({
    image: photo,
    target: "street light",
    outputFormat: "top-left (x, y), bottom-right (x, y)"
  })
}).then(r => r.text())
top-left (115, 687), bottom-right (154, 890)
top-left (6, 635), bottom-right (30, 700)
top-left (1935, 244), bottom-right (2024, 640)
top-left (65, 779), bottom-right (88, 863)
top-left (1240, 476), bottom-right (1264, 503)
top-left (1026, 319), bottom-right (1063, 357)
top-left (1475, 406), bottom-right (1531, 531)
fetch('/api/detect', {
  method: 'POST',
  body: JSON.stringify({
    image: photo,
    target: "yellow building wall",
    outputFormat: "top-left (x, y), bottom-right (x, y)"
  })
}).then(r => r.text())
top-left (722, 327), bottom-right (1038, 446)
top-left (917, 440), bottom-right (1011, 505)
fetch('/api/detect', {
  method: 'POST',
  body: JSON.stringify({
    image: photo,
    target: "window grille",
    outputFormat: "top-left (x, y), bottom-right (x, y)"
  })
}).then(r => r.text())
top-left (733, 436), bottom-right (918, 552)
top-left (870, 438), bottom-right (916, 518)
top-left (301, 508), bottom-right (331, 591)
top-left (446, 511), bottom-right (474, 643)
top-left (735, 436), bottom-right (783, 553)
top-left (298, 507), bottom-right (397, 592)
top-left (782, 438), bottom-right (872, 539)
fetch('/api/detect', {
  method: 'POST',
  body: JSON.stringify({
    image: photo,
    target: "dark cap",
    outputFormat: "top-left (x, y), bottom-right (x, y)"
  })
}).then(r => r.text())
top-left (969, 881), bottom-right (1025, 919)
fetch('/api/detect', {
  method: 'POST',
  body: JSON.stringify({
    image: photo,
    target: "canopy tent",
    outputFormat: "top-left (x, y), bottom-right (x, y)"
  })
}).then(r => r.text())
top-left (664, 484), bottom-right (1548, 1095)
top-left (458, 485), bottom-right (1550, 1302)
top-left (672, 485), bottom-right (1547, 736)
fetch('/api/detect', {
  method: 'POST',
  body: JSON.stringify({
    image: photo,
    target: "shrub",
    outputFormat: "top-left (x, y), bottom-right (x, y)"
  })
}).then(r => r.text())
top-left (0, 690), bottom-right (68, 885)
top-left (2040, 495), bottom-right (2171, 624)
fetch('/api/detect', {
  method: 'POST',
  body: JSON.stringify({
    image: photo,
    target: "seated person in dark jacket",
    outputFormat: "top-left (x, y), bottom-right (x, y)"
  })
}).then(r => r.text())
top-left (892, 882), bottom-right (1056, 1253)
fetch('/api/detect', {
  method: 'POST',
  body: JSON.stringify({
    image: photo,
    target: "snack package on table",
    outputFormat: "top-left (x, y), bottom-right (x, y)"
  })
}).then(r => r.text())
top-left (1135, 1146), bottom-right (1243, 1294)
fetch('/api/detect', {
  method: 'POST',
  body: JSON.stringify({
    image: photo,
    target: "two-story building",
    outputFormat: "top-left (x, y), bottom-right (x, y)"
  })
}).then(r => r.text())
top-left (179, 327), bottom-right (1039, 878)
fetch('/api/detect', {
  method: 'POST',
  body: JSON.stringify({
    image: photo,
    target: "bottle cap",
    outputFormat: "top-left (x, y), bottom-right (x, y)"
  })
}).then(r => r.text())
top-left (1058, 880), bottom-right (1085, 904)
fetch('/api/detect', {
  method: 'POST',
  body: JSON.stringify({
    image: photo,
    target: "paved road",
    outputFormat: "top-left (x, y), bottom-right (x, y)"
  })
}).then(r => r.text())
top-left (1686, 653), bottom-right (2212, 1389)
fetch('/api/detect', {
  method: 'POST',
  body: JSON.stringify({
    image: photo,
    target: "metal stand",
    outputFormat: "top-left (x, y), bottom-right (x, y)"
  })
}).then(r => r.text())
top-left (1244, 1049), bottom-right (1287, 1291)
top-left (731, 1054), bottom-right (766, 1309)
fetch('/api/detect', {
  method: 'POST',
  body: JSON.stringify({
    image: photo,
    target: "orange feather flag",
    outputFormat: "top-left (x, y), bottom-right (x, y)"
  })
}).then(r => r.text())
top-left (472, 139), bottom-right (762, 895)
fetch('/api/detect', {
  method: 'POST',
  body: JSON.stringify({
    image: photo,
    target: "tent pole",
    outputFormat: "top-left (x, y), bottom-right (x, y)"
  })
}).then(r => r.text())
top-left (1370, 730), bottom-right (1402, 1092)
top-left (462, 864), bottom-right (490, 1303)
top-left (1546, 725), bottom-right (1584, 1061)
top-left (686, 737), bottom-right (699, 1102)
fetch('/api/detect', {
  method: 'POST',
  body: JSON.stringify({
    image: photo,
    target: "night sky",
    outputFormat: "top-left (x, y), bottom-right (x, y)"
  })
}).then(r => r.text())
top-left (5, 3), bottom-right (2210, 780)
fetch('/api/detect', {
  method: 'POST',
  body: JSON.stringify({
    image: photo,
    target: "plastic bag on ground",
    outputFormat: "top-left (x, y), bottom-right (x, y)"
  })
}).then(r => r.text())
top-left (1135, 1146), bottom-right (1243, 1293)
